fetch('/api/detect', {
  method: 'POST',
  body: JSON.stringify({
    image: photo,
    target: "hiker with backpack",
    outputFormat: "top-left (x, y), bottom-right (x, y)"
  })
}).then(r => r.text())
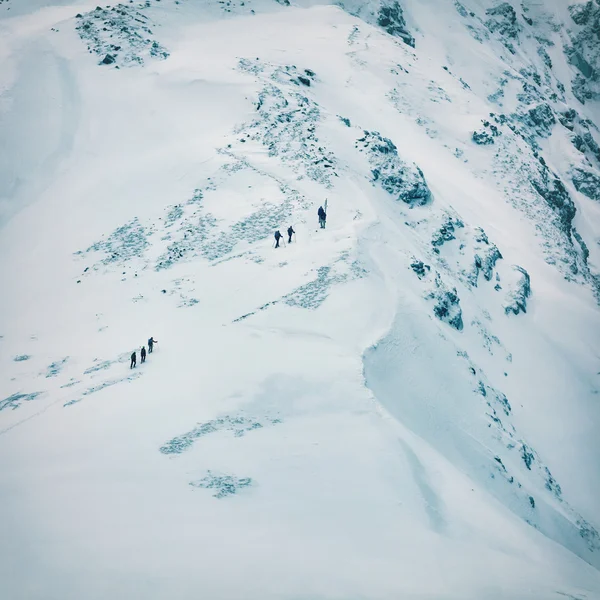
top-left (148, 337), bottom-right (157, 353)
top-left (318, 206), bottom-right (326, 229)
top-left (287, 226), bottom-right (295, 244)
top-left (140, 346), bottom-right (146, 364)
top-left (130, 351), bottom-right (137, 369)
top-left (274, 230), bottom-right (283, 248)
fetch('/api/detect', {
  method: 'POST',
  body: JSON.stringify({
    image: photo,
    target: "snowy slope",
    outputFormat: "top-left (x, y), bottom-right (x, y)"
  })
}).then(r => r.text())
top-left (1, 0), bottom-right (600, 598)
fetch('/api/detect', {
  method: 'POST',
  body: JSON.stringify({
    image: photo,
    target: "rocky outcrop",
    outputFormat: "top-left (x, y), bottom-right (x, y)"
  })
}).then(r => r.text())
top-left (429, 275), bottom-right (464, 330)
top-left (377, 1), bottom-right (415, 47)
top-left (76, 4), bottom-right (169, 67)
top-left (519, 103), bottom-right (556, 138)
top-left (485, 3), bottom-right (520, 39)
top-left (431, 215), bottom-right (464, 249)
top-left (565, 2), bottom-right (600, 103)
top-left (571, 167), bottom-right (600, 201)
top-left (472, 119), bottom-right (501, 145)
top-left (531, 173), bottom-right (576, 233)
top-left (504, 266), bottom-right (531, 315)
top-left (356, 131), bottom-right (432, 207)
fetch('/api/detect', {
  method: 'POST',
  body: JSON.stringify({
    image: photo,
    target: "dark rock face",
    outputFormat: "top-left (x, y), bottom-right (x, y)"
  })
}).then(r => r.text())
top-left (521, 103), bottom-right (556, 137)
top-left (101, 53), bottom-right (115, 65)
top-left (504, 266), bottom-right (531, 315)
top-left (377, 1), bottom-right (415, 47)
top-left (559, 108), bottom-right (578, 131)
top-left (474, 245), bottom-right (503, 283)
top-left (485, 3), bottom-right (520, 39)
top-left (356, 131), bottom-right (432, 207)
top-left (565, 2), bottom-right (600, 103)
top-left (410, 260), bottom-right (430, 278)
top-left (431, 216), bottom-right (464, 248)
top-left (430, 275), bottom-right (463, 330)
top-left (572, 167), bottom-right (600, 201)
top-left (472, 120), bottom-right (501, 145)
top-left (532, 175), bottom-right (576, 232)
top-left (472, 130), bottom-right (495, 145)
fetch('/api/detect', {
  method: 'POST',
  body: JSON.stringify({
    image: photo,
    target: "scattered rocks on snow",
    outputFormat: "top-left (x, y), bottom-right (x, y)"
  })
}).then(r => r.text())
top-left (0, 392), bottom-right (42, 412)
top-left (485, 3), bottom-right (520, 52)
top-left (75, 4), bottom-right (169, 67)
top-left (504, 266), bottom-right (531, 315)
top-left (189, 471), bottom-right (252, 498)
top-left (46, 357), bottom-right (69, 378)
top-left (410, 259), bottom-right (430, 278)
top-left (478, 380), bottom-right (511, 416)
top-left (472, 119), bottom-right (501, 145)
top-left (13, 355), bottom-right (31, 362)
top-left (237, 61), bottom-right (338, 188)
top-left (160, 415), bottom-right (281, 455)
top-left (431, 215), bottom-right (464, 249)
top-left (80, 217), bottom-right (150, 269)
top-left (356, 130), bottom-right (431, 207)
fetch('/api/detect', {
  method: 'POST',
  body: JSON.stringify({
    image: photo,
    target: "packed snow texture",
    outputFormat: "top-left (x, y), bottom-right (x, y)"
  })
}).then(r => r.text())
top-left (1, 0), bottom-right (600, 599)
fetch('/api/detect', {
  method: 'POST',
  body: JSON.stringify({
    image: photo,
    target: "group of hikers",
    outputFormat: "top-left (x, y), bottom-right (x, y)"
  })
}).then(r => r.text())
top-left (127, 207), bottom-right (328, 368)
top-left (130, 337), bottom-right (157, 368)
top-left (273, 204), bottom-right (327, 249)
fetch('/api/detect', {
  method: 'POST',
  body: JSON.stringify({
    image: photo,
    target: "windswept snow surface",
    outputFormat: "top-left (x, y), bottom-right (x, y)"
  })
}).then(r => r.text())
top-left (1, 0), bottom-right (600, 598)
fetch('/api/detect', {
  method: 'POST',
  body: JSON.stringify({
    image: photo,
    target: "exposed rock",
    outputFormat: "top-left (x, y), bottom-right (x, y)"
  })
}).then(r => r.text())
top-left (430, 275), bottom-right (464, 330)
top-left (531, 174), bottom-right (576, 232)
top-left (519, 103), bottom-right (556, 138)
top-left (485, 3), bottom-right (520, 40)
top-left (472, 119), bottom-right (501, 145)
top-left (356, 130), bottom-right (432, 207)
top-left (474, 245), bottom-right (503, 283)
top-left (410, 260), bottom-right (430, 278)
top-left (504, 266), bottom-right (531, 315)
top-left (571, 167), bottom-right (600, 201)
top-left (76, 4), bottom-right (169, 68)
top-left (472, 130), bottom-right (495, 145)
top-left (378, 1), bottom-right (415, 47)
top-left (431, 216), bottom-right (464, 249)
top-left (565, 2), bottom-right (600, 103)
top-left (559, 108), bottom-right (578, 130)
top-left (569, 1), bottom-right (595, 26)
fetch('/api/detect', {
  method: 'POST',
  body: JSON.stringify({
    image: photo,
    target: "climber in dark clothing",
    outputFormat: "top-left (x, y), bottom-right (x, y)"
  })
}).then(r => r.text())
top-left (287, 226), bottom-right (295, 244)
top-left (148, 337), bottom-right (157, 353)
top-left (318, 206), bottom-right (326, 229)
top-left (274, 230), bottom-right (283, 248)
top-left (140, 346), bottom-right (146, 363)
top-left (130, 351), bottom-right (137, 369)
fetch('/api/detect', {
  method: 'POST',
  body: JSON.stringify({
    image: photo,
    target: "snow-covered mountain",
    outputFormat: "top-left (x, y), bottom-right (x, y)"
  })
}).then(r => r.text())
top-left (1, 0), bottom-right (600, 598)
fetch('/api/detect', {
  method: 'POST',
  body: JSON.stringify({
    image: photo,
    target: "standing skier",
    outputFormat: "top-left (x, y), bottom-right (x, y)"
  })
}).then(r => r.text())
top-left (148, 337), bottom-right (157, 353)
top-left (287, 225), bottom-right (295, 244)
top-left (130, 351), bottom-right (137, 369)
top-left (318, 206), bottom-right (326, 229)
top-left (140, 346), bottom-right (146, 364)
top-left (274, 230), bottom-right (283, 248)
